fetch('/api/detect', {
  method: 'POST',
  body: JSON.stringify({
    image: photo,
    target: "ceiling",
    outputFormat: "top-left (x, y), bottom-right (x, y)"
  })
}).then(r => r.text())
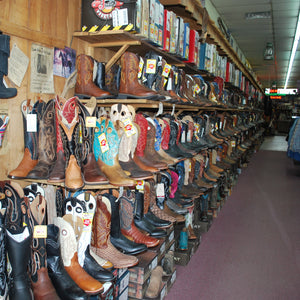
top-left (210, 0), bottom-right (300, 90)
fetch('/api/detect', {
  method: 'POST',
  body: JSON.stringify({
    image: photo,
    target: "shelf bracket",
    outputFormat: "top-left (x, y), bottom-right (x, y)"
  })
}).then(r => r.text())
top-left (106, 43), bottom-right (133, 71)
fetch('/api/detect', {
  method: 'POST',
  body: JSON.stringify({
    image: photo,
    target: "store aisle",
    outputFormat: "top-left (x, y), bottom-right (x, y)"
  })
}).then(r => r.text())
top-left (260, 135), bottom-right (288, 151)
top-left (166, 150), bottom-right (300, 300)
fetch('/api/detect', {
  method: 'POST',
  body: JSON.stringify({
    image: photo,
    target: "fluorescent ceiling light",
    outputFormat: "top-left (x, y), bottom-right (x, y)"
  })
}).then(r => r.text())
top-left (245, 11), bottom-right (271, 20)
top-left (284, 12), bottom-right (300, 89)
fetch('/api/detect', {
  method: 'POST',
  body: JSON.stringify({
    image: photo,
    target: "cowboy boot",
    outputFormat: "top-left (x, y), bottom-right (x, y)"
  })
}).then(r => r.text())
top-left (27, 99), bottom-right (57, 179)
top-left (4, 182), bottom-right (33, 300)
top-left (27, 188), bottom-right (60, 300)
top-left (90, 194), bottom-right (139, 268)
top-left (134, 190), bottom-right (167, 238)
top-left (56, 96), bottom-right (84, 190)
top-left (78, 97), bottom-right (108, 184)
top-left (48, 96), bottom-right (66, 183)
top-left (118, 52), bottom-right (161, 100)
top-left (0, 115), bottom-right (9, 147)
top-left (0, 34), bottom-right (17, 98)
top-left (110, 104), bottom-right (153, 180)
top-left (103, 191), bottom-right (147, 255)
top-left (93, 117), bottom-right (136, 187)
top-left (63, 193), bottom-right (115, 282)
top-left (8, 100), bottom-right (46, 179)
top-left (119, 192), bottom-right (160, 248)
top-left (105, 63), bottom-right (121, 96)
top-left (53, 217), bottom-right (104, 295)
top-left (75, 54), bottom-right (112, 99)
top-left (133, 113), bottom-right (168, 170)
top-left (46, 224), bottom-right (88, 300)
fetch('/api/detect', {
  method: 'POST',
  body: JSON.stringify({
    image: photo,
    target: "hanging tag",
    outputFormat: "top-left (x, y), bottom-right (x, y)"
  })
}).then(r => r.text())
top-left (156, 183), bottom-right (165, 198)
top-left (146, 59), bottom-right (157, 74)
top-left (163, 77), bottom-right (168, 87)
top-left (123, 118), bottom-right (136, 137)
top-left (231, 140), bottom-right (236, 148)
top-left (82, 213), bottom-right (93, 232)
top-left (138, 57), bottom-right (144, 79)
top-left (98, 133), bottom-right (109, 153)
top-left (162, 63), bottom-right (171, 77)
top-left (136, 180), bottom-right (145, 191)
top-left (195, 84), bottom-right (201, 94)
top-left (189, 161), bottom-right (192, 172)
top-left (33, 225), bottom-right (47, 239)
top-left (27, 114), bottom-right (37, 132)
top-left (171, 104), bottom-right (175, 116)
top-left (174, 72), bottom-right (178, 85)
top-left (86, 116), bottom-right (96, 128)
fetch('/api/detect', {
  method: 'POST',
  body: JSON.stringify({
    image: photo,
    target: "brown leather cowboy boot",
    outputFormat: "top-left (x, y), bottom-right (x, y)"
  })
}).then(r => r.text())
top-left (27, 187), bottom-right (60, 300)
top-left (53, 217), bottom-right (104, 295)
top-left (75, 54), bottom-right (112, 99)
top-left (90, 194), bottom-right (139, 268)
top-left (27, 99), bottom-right (57, 179)
top-left (118, 52), bottom-right (161, 100)
top-left (8, 100), bottom-right (45, 179)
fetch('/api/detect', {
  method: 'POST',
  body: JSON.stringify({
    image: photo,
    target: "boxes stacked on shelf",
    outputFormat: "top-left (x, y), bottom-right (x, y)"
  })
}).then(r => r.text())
top-left (158, 1), bottom-right (164, 47)
top-left (204, 43), bottom-right (213, 72)
top-left (113, 268), bottom-right (130, 300)
top-left (81, 0), bottom-right (141, 32)
top-left (184, 29), bottom-right (199, 65)
top-left (169, 11), bottom-right (178, 54)
top-left (163, 10), bottom-right (171, 51)
top-left (183, 23), bottom-right (190, 60)
top-left (199, 42), bottom-right (206, 70)
top-left (177, 17), bottom-right (185, 57)
top-left (139, 0), bottom-right (150, 38)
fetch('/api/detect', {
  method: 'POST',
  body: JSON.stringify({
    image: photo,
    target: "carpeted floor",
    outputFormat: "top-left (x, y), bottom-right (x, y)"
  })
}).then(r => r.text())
top-left (166, 149), bottom-right (300, 300)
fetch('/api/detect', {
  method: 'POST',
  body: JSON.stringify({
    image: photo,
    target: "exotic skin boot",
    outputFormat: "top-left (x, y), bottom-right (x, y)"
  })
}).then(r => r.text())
top-left (118, 52), bottom-right (161, 100)
top-left (56, 96), bottom-right (84, 190)
top-left (53, 217), bottom-right (104, 295)
top-left (4, 182), bottom-right (33, 300)
top-left (46, 224), bottom-right (88, 300)
top-left (0, 34), bottom-right (17, 99)
top-left (93, 117), bottom-right (136, 187)
top-left (0, 114), bottom-right (9, 147)
top-left (8, 100), bottom-right (45, 179)
top-left (90, 194), bottom-right (139, 268)
top-left (27, 99), bottom-right (57, 179)
top-left (28, 189), bottom-right (60, 300)
top-left (119, 192), bottom-right (160, 248)
top-left (102, 191), bottom-right (147, 255)
top-left (75, 54), bottom-right (112, 99)
top-left (78, 97), bottom-right (108, 184)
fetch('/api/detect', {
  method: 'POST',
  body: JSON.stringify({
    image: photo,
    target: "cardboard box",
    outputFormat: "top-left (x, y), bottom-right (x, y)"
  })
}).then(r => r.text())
top-left (112, 267), bottom-right (128, 280)
top-left (177, 17), bottom-right (185, 57)
top-left (115, 270), bottom-right (130, 299)
top-left (158, 2), bottom-right (164, 47)
top-left (163, 10), bottom-right (171, 52)
top-left (129, 251), bottom-right (158, 284)
top-left (117, 287), bottom-right (129, 300)
top-left (173, 242), bottom-right (193, 266)
top-left (81, 0), bottom-right (140, 32)
top-left (169, 11), bottom-right (177, 54)
top-left (183, 23), bottom-right (190, 60)
top-left (163, 268), bottom-right (176, 293)
top-left (148, 239), bottom-right (167, 263)
top-left (185, 29), bottom-right (199, 65)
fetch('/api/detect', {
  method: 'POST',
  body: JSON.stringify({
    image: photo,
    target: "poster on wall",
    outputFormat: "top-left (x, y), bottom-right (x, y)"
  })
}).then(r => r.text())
top-left (8, 44), bottom-right (29, 87)
top-left (30, 44), bottom-right (54, 94)
top-left (53, 47), bottom-right (76, 78)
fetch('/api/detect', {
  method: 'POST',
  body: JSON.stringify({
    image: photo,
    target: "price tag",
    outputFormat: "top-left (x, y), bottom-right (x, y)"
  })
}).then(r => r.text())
top-left (162, 63), bottom-right (171, 77)
top-left (86, 116), bottom-right (96, 128)
top-left (27, 114), bottom-right (37, 132)
top-left (146, 59), bottom-right (157, 74)
top-left (138, 58), bottom-right (144, 79)
top-left (194, 84), bottom-right (201, 94)
top-left (33, 225), bottom-right (47, 239)
top-left (123, 118), bottom-right (136, 137)
top-left (82, 213), bottom-right (93, 232)
top-left (174, 72), bottom-right (178, 85)
top-left (156, 183), bottom-right (165, 198)
top-left (98, 133), bottom-right (109, 153)
top-left (136, 180), bottom-right (145, 191)
top-left (231, 140), bottom-right (236, 147)
top-left (189, 161), bottom-right (192, 171)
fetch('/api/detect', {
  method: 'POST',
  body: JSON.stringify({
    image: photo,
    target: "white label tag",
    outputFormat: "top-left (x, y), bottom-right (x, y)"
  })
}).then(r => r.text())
top-left (112, 8), bottom-right (128, 27)
top-left (98, 133), bottom-right (109, 153)
top-left (33, 225), bottom-right (47, 239)
top-left (82, 213), bottom-right (93, 232)
top-left (86, 116), bottom-right (96, 128)
top-left (156, 183), bottom-right (165, 198)
top-left (162, 63), bottom-right (171, 77)
top-left (231, 141), bottom-right (236, 148)
top-left (136, 180), bottom-right (145, 191)
top-left (27, 114), bottom-right (37, 132)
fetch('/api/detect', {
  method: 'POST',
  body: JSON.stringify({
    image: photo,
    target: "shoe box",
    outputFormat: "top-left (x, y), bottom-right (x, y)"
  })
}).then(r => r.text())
top-left (89, 280), bottom-right (116, 300)
top-left (114, 268), bottom-right (130, 299)
top-left (128, 251), bottom-right (158, 299)
top-left (163, 267), bottom-right (176, 294)
top-left (81, 0), bottom-right (141, 32)
top-left (148, 225), bottom-right (175, 263)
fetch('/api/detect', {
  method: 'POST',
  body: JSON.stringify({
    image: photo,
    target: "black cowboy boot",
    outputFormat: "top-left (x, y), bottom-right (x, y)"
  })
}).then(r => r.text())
top-left (103, 192), bottom-right (147, 255)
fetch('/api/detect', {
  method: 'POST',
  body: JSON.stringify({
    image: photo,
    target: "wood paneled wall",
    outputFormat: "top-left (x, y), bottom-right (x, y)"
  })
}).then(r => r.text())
top-left (0, 0), bottom-right (81, 180)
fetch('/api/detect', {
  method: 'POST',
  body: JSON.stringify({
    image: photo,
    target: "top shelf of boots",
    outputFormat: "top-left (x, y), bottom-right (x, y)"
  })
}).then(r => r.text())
top-left (73, 30), bottom-right (210, 76)
top-left (159, 0), bottom-right (262, 93)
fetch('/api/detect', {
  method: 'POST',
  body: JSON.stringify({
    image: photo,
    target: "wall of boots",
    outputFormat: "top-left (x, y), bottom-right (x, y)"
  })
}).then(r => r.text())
top-left (0, 1), bottom-right (266, 299)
